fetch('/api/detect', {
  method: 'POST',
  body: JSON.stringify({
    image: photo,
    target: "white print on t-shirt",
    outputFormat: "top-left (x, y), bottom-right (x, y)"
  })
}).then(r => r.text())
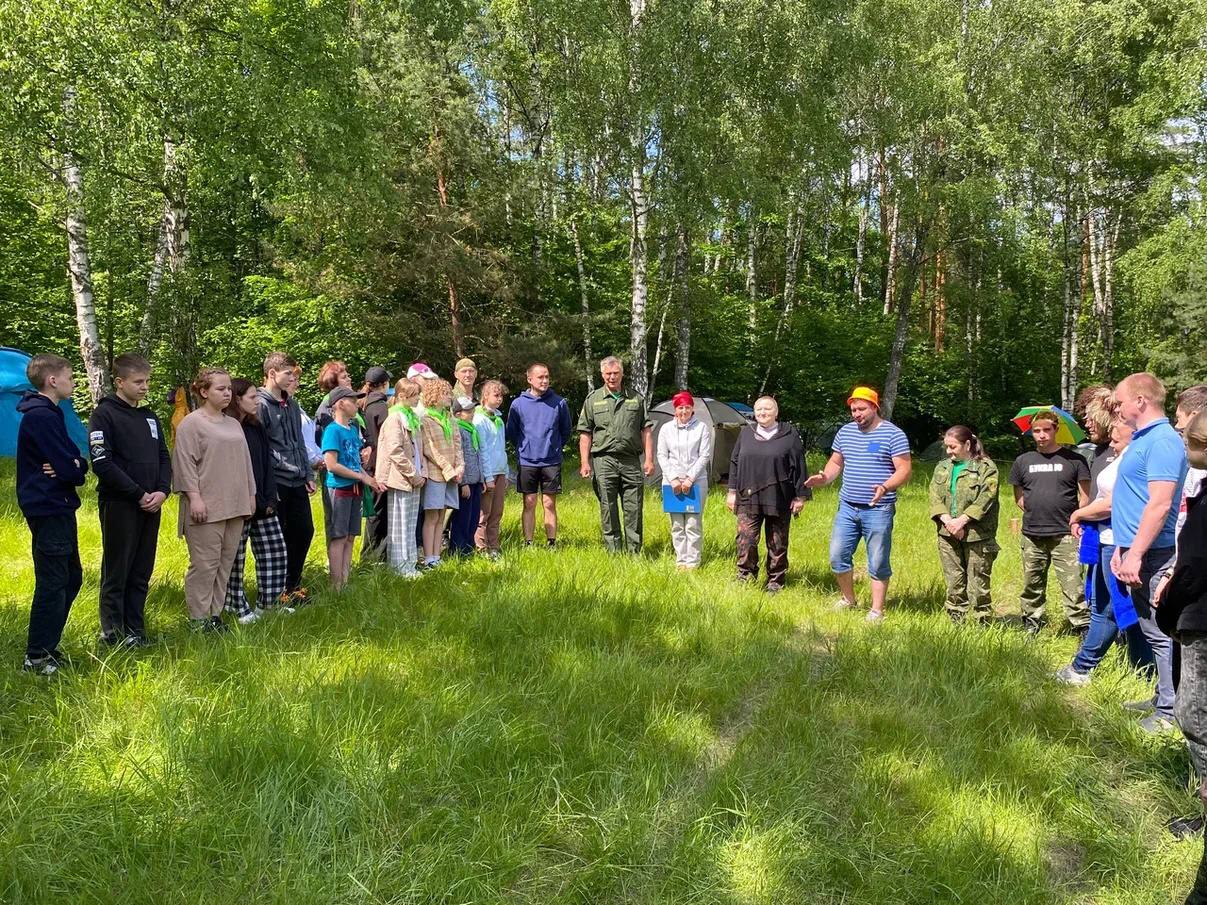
top-left (1028, 463), bottom-right (1065, 473)
top-left (147, 417), bottom-right (158, 439)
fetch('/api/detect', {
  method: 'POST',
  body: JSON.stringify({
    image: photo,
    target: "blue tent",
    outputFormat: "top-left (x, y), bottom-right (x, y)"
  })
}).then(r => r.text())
top-left (0, 347), bottom-right (89, 457)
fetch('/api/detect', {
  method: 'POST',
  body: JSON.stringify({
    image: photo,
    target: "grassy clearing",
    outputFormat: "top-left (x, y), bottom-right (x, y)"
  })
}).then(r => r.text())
top-left (0, 458), bottom-right (1199, 903)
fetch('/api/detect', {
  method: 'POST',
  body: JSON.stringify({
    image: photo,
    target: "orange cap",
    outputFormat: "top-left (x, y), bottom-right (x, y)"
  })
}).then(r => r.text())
top-left (847, 386), bottom-right (880, 408)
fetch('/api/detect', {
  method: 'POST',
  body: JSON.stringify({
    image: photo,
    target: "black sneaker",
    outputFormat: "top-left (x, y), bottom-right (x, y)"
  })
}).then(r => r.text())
top-left (1168, 815), bottom-right (1205, 839)
top-left (1023, 618), bottom-right (1044, 636)
top-left (546, 538), bottom-right (557, 548)
top-left (203, 616), bottom-right (230, 635)
top-left (99, 632), bottom-right (124, 647)
top-left (22, 655), bottom-right (57, 676)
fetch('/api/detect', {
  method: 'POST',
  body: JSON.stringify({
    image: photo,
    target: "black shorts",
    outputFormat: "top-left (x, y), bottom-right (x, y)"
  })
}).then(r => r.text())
top-left (516, 464), bottom-right (562, 495)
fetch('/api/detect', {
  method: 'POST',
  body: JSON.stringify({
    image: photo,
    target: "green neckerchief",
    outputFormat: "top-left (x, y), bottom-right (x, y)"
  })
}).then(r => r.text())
top-left (455, 417), bottom-right (480, 450)
top-left (390, 404), bottom-right (420, 432)
top-left (949, 460), bottom-right (969, 516)
top-left (476, 405), bottom-right (503, 432)
top-left (427, 407), bottom-right (454, 441)
top-left (605, 388), bottom-right (625, 400)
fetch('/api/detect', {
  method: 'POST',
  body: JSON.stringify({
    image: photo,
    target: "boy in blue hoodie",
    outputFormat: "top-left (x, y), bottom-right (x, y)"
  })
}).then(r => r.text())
top-left (505, 362), bottom-right (572, 547)
top-left (16, 354), bottom-right (89, 674)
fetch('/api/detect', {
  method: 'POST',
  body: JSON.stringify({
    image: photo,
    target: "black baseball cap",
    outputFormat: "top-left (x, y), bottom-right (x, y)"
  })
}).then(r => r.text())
top-left (365, 365), bottom-right (392, 385)
top-left (328, 386), bottom-right (366, 405)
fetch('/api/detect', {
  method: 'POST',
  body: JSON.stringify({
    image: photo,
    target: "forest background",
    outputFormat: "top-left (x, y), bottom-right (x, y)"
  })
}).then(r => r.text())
top-left (1, 0), bottom-right (1205, 453)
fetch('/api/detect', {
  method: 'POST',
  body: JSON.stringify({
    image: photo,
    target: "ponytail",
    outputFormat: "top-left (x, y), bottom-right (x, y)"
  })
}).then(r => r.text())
top-left (945, 425), bottom-right (985, 460)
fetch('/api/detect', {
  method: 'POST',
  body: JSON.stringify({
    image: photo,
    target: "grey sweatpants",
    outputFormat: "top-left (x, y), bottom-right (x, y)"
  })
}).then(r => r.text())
top-left (668, 512), bottom-right (703, 567)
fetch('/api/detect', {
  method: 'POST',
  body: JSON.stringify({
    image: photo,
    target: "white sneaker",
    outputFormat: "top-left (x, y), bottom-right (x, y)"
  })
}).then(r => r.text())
top-left (237, 610), bottom-right (262, 625)
top-left (865, 609), bottom-right (885, 623)
top-left (833, 598), bottom-right (858, 611)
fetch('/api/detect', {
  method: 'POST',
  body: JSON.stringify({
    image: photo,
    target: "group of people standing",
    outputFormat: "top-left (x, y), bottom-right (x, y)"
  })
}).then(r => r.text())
top-left (13, 347), bottom-right (921, 670)
top-left (13, 348), bottom-right (1207, 900)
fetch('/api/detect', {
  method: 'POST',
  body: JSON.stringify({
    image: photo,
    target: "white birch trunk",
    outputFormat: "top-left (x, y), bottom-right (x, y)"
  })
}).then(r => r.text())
top-left (745, 213), bottom-right (759, 334)
top-left (881, 220), bottom-right (930, 419)
top-left (883, 203), bottom-right (899, 316)
top-left (569, 215), bottom-right (595, 392)
top-left (759, 201), bottom-right (803, 394)
top-left (627, 0), bottom-right (650, 397)
top-left (673, 223), bottom-right (690, 390)
top-left (61, 87), bottom-right (108, 403)
top-left (140, 134), bottom-right (189, 352)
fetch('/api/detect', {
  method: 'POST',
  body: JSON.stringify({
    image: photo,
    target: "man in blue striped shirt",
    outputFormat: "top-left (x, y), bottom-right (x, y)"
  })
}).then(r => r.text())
top-left (807, 386), bottom-right (912, 622)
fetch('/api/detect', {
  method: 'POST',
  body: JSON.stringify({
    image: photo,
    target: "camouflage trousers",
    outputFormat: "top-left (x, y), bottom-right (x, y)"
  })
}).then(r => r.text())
top-left (1019, 533), bottom-right (1089, 629)
top-left (936, 534), bottom-right (998, 622)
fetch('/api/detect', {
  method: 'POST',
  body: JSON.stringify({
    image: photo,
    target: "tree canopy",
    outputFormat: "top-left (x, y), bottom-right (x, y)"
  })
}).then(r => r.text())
top-left (1, 0), bottom-right (1204, 450)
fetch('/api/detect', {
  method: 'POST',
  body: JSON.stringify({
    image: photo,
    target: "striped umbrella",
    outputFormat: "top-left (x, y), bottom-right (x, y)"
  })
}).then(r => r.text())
top-left (1011, 405), bottom-right (1086, 446)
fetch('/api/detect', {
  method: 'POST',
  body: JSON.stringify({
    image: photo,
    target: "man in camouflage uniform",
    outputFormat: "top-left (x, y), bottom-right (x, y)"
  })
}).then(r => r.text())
top-left (1008, 410), bottom-right (1091, 634)
top-left (577, 356), bottom-right (654, 553)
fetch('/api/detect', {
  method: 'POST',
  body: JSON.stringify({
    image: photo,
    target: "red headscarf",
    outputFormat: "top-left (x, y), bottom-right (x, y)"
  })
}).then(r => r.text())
top-left (672, 391), bottom-right (694, 409)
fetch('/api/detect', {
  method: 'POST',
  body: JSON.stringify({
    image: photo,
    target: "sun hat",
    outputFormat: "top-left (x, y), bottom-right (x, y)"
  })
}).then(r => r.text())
top-left (847, 386), bottom-right (880, 408)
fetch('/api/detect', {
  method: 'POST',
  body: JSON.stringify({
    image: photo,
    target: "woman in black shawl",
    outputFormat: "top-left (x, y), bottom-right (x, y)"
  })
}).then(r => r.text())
top-left (727, 396), bottom-right (809, 592)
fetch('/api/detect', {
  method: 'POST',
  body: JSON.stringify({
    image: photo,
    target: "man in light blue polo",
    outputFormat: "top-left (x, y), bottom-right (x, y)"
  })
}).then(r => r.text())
top-left (1110, 372), bottom-right (1188, 733)
top-left (807, 386), bottom-right (912, 622)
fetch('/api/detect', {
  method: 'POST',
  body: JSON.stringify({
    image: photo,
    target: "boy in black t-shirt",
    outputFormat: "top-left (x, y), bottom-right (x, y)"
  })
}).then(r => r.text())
top-left (1008, 410), bottom-right (1091, 634)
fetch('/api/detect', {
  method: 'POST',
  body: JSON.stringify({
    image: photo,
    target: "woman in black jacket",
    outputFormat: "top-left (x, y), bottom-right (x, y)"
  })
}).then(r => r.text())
top-left (224, 378), bottom-right (291, 623)
top-left (726, 396), bottom-right (810, 592)
top-left (1167, 412), bottom-right (1207, 905)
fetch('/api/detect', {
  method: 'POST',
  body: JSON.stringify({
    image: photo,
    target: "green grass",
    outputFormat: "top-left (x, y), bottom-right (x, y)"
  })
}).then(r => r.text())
top-left (0, 458), bottom-right (1199, 903)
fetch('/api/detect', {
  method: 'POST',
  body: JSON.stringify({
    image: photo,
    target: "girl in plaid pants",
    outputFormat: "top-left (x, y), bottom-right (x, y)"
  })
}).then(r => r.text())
top-left (225, 379), bottom-right (290, 621)
top-left (375, 379), bottom-right (426, 577)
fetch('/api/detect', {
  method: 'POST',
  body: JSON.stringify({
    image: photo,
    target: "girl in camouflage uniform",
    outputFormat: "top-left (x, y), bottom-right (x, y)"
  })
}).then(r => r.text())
top-left (929, 426), bottom-right (1000, 624)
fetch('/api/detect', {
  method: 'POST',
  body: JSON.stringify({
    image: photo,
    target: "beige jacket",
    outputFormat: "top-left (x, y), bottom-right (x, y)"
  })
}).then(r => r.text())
top-left (420, 413), bottom-right (464, 482)
top-left (375, 411), bottom-right (425, 492)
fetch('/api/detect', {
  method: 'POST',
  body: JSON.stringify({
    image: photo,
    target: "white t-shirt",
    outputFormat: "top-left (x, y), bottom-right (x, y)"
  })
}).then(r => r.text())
top-left (1178, 467), bottom-right (1206, 536)
top-left (1096, 451), bottom-right (1125, 546)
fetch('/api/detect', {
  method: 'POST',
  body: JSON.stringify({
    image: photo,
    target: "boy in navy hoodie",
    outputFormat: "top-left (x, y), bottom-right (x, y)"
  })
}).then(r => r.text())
top-left (16, 354), bottom-right (88, 674)
top-left (88, 353), bottom-right (171, 646)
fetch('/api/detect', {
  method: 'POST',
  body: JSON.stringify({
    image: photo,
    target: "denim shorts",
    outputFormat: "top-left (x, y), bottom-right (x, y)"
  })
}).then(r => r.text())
top-left (829, 500), bottom-right (896, 580)
top-left (328, 489), bottom-right (362, 540)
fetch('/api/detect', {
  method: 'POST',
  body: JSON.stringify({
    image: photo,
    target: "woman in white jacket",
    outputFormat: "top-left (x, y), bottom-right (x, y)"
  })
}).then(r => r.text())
top-left (656, 392), bottom-right (712, 569)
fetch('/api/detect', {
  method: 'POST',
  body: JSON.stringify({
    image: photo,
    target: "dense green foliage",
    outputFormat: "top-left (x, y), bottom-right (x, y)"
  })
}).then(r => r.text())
top-left (0, 0), bottom-right (1204, 435)
top-left (0, 463), bottom-right (1199, 902)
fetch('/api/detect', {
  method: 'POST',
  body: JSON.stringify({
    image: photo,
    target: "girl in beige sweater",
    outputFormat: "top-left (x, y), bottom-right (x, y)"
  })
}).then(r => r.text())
top-left (172, 368), bottom-right (256, 631)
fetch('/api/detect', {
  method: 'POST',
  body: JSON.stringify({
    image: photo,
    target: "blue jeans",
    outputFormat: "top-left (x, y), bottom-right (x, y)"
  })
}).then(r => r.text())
top-left (829, 500), bottom-right (896, 581)
top-left (1123, 545), bottom-right (1177, 718)
top-left (1072, 543), bottom-right (1155, 673)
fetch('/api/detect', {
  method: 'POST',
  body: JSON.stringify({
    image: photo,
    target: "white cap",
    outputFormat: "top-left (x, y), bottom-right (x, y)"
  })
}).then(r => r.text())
top-left (406, 362), bottom-right (439, 380)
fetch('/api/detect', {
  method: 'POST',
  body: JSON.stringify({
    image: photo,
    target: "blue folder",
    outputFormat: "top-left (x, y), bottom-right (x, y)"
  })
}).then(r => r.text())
top-left (662, 484), bottom-right (702, 513)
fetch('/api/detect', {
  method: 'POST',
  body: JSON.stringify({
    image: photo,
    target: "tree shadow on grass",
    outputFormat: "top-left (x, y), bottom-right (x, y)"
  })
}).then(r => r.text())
top-left (651, 618), bottom-right (1194, 904)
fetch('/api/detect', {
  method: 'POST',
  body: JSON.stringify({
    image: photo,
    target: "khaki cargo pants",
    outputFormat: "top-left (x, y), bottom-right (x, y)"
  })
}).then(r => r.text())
top-left (1019, 533), bottom-right (1089, 629)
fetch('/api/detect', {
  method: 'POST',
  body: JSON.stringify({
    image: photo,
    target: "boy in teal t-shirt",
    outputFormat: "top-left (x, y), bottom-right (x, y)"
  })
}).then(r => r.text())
top-left (320, 387), bottom-right (383, 589)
